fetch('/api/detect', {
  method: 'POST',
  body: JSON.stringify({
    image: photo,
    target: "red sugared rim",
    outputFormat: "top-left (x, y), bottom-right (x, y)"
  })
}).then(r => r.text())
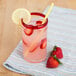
top-left (21, 12), bottom-right (48, 29)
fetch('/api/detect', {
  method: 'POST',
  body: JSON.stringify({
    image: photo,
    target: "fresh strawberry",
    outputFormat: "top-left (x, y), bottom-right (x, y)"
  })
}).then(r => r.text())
top-left (46, 55), bottom-right (62, 68)
top-left (51, 46), bottom-right (63, 59)
top-left (24, 27), bottom-right (33, 36)
top-left (40, 38), bottom-right (47, 49)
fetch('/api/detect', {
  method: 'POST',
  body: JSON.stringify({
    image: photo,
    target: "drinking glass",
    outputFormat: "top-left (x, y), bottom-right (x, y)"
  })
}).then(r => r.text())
top-left (21, 12), bottom-right (48, 63)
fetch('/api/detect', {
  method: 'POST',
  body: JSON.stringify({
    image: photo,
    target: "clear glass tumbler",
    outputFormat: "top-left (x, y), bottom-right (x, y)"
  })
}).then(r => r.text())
top-left (21, 12), bottom-right (48, 63)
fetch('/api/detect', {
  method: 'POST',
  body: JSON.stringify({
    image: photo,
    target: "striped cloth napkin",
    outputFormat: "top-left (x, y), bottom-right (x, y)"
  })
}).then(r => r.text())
top-left (3, 6), bottom-right (76, 76)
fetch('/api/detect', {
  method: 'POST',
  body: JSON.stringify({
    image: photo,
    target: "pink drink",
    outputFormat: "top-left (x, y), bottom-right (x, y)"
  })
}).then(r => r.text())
top-left (21, 12), bottom-right (48, 63)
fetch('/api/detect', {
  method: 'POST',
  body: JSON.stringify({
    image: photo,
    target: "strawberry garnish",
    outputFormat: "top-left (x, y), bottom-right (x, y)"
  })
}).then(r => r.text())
top-left (51, 46), bottom-right (63, 59)
top-left (24, 27), bottom-right (33, 36)
top-left (36, 20), bottom-right (42, 26)
top-left (22, 39), bottom-right (27, 45)
top-left (46, 55), bottom-right (62, 68)
top-left (40, 38), bottom-right (47, 49)
top-left (30, 43), bottom-right (39, 52)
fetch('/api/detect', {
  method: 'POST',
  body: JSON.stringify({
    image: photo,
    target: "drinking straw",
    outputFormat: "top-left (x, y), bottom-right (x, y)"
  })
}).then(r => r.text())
top-left (42, 3), bottom-right (54, 24)
top-left (24, 3), bottom-right (54, 56)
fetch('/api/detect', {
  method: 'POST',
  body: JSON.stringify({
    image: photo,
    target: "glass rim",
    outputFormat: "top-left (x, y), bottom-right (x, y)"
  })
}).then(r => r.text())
top-left (21, 12), bottom-right (48, 29)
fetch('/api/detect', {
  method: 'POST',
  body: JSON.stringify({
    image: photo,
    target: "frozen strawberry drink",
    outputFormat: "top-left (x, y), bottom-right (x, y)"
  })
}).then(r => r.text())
top-left (21, 12), bottom-right (48, 63)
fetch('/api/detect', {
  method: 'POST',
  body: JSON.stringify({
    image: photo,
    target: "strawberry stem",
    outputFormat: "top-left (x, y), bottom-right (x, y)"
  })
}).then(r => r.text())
top-left (50, 45), bottom-right (57, 56)
top-left (53, 55), bottom-right (62, 64)
top-left (53, 45), bottom-right (57, 51)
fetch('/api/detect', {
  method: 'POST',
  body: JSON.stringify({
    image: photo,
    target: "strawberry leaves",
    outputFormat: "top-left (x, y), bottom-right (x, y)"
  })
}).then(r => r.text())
top-left (53, 55), bottom-right (62, 64)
